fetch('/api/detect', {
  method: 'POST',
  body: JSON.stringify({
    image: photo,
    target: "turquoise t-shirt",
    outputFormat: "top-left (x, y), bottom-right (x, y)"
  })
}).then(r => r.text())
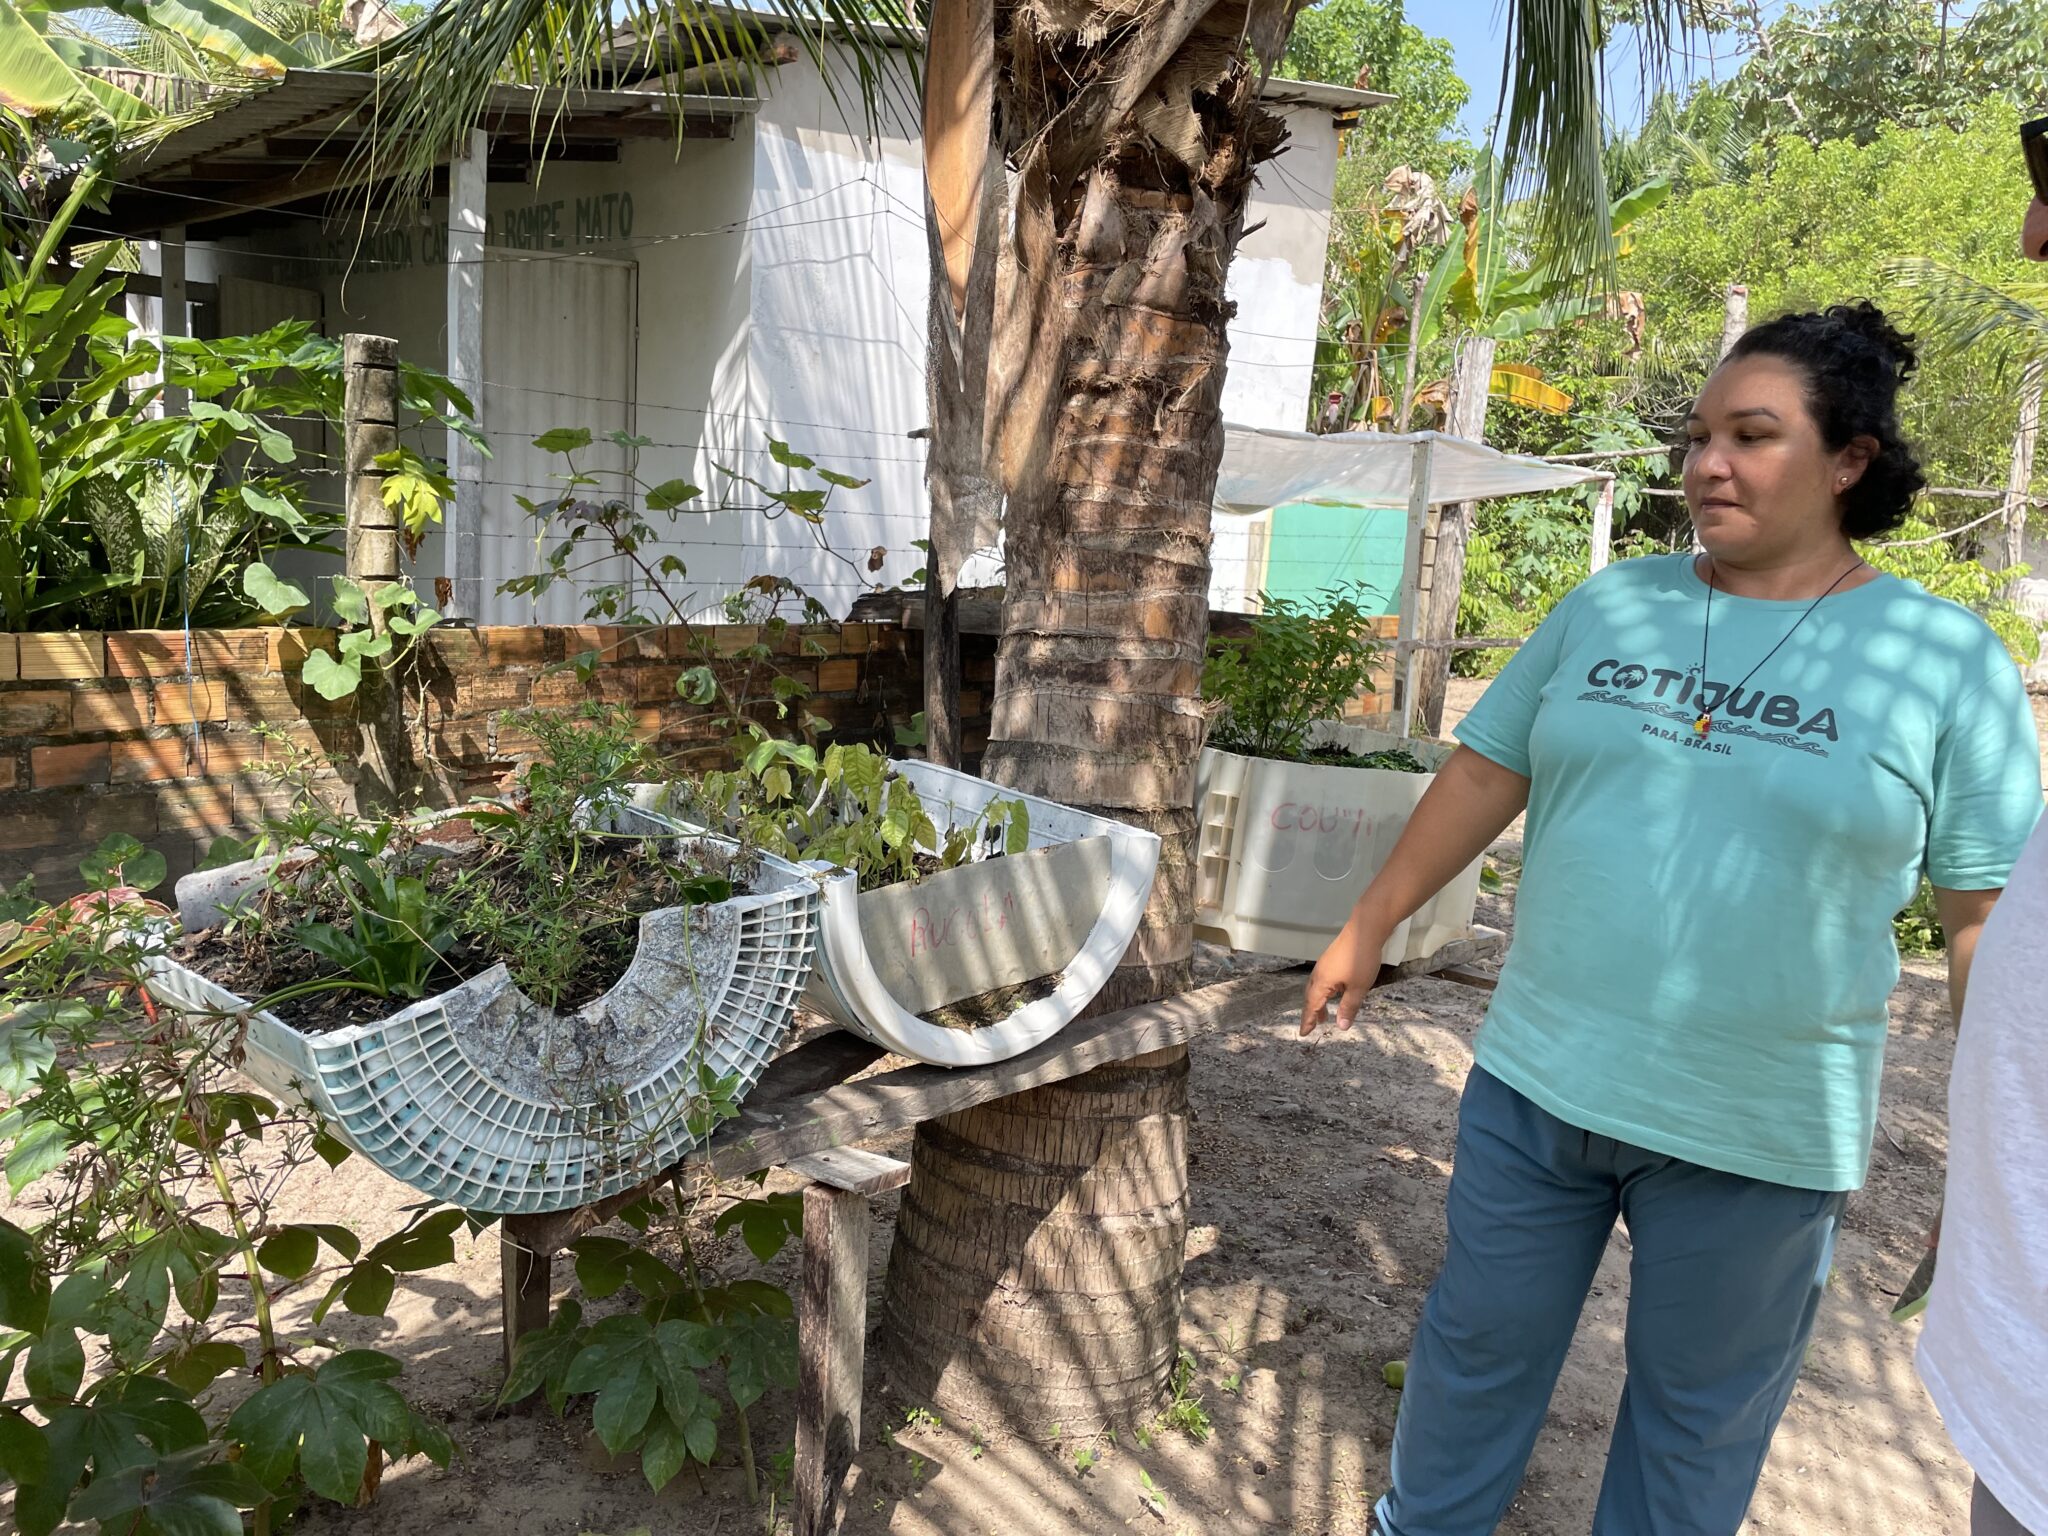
top-left (1456, 554), bottom-right (2042, 1191)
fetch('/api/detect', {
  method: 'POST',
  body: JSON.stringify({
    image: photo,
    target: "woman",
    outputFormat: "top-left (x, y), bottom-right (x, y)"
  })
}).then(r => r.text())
top-left (1304, 302), bottom-right (2043, 1536)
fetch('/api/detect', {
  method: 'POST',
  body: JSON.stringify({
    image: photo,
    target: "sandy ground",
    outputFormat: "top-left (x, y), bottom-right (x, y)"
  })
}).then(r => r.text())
top-left (8, 674), bottom-right (1986, 1536)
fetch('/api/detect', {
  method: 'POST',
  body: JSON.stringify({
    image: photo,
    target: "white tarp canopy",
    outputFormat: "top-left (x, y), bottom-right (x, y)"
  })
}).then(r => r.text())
top-left (1214, 425), bottom-right (1605, 516)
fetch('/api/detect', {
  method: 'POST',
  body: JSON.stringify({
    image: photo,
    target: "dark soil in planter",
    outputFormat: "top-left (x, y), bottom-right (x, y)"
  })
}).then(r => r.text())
top-left (916, 970), bottom-right (1065, 1032)
top-left (1298, 745), bottom-right (1431, 773)
top-left (174, 835), bottom-right (753, 1035)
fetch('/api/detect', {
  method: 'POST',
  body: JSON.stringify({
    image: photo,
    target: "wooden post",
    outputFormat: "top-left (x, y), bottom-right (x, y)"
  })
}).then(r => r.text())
top-left (499, 1218), bottom-right (553, 1375)
top-left (343, 333), bottom-right (414, 815)
top-left (1413, 336), bottom-right (1496, 737)
top-left (2002, 360), bottom-right (2044, 599)
top-left (1718, 284), bottom-right (1749, 362)
top-left (793, 1175), bottom-right (881, 1536)
top-left (446, 127), bottom-right (488, 621)
top-left (1589, 474), bottom-right (1616, 574)
top-left (344, 335), bottom-right (404, 584)
top-left (160, 226), bottom-right (188, 416)
top-left (1395, 437), bottom-right (1434, 740)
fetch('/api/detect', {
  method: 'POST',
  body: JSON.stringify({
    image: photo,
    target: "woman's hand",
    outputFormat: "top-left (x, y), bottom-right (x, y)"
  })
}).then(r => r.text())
top-left (1301, 914), bottom-right (1393, 1036)
top-left (1295, 746), bottom-right (1531, 1039)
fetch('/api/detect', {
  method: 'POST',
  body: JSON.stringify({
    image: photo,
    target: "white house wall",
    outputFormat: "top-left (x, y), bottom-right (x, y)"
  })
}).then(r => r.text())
top-left (1209, 101), bottom-right (1338, 616)
top-left (175, 54), bottom-right (1342, 624)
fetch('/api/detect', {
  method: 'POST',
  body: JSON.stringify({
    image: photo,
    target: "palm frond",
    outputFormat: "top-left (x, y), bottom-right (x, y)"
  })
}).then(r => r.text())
top-left (1886, 256), bottom-right (2048, 378)
top-left (1495, 0), bottom-right (1702, 280)
top-left (340, 0), bottom-right (920, 219)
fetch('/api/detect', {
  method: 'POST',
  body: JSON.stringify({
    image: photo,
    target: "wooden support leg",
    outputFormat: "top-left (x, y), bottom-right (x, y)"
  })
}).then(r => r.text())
top-left (500, 1214), bottom-right (555, 1378)
top-left (794, 1183), bottom-right (870, 1536)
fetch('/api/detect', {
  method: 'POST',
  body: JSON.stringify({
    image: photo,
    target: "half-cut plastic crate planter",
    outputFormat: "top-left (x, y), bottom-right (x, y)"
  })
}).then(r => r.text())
top-left (1195, 724), bottom-right (1482, 966)
top-left (142, 813), bottom-right (821, 1215)
top-left (812, 762), bottom-right (1160, 1067)
top-left (643, 762), bottom-right (1159, 1068)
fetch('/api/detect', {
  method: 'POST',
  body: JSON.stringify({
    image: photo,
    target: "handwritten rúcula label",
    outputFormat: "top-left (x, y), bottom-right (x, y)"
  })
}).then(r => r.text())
top-left (907, 886), bottom-right (1019, 958)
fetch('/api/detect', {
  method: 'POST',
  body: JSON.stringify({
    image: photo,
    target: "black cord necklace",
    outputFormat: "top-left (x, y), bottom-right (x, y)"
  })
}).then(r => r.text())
top-left (1692, 556), bottom-right (1866, 737)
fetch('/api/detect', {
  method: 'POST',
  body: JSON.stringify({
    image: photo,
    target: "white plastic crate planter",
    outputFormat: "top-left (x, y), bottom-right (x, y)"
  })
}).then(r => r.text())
top-left (1195, 724), bottom-right (1482, 966)
top-left (809, 761), bottom-right (1159, 1067)
top-left (142, 811), bottom-right (820, 1215)
top-left (642, 762), bottom-right (1159, 1068)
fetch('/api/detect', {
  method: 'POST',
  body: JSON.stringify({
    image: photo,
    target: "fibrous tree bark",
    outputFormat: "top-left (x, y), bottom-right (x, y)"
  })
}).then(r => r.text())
top-left (881, 0), bottom-right (1304, 1434)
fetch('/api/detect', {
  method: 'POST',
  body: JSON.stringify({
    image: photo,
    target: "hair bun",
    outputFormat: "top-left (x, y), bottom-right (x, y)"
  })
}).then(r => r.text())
top-left (1823, 300), bottom-right (1919, 385)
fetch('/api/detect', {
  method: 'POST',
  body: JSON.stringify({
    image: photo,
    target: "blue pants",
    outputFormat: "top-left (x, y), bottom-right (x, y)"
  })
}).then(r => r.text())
top-left (1377, 1068), bottom-right (1846, 1536)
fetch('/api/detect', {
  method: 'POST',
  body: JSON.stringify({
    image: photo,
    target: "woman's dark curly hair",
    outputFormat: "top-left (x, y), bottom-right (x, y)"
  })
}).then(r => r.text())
top-left (1725, 301), bottom-right (1928, 539)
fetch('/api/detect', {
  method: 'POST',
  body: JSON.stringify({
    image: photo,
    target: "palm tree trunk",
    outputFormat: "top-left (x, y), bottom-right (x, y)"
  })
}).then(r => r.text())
top-left (879, 0), bottom-right (1296, 1433)
top-left (879, 1047), bottom-right (1190, 1434)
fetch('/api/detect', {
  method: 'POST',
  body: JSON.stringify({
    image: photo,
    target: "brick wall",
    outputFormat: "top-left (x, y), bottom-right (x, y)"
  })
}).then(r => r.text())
top-left (0, 621), bottom-right (951, 896)
top-left (1340, 615), bottom-right (1402, 722)
top-left (0, 609), bottom-right (1389, 896)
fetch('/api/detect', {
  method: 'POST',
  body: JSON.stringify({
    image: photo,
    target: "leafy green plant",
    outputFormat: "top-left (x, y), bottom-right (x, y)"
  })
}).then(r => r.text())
top-left (502, 1176), bottom-right (803, 1504)
top-left (226, 706), bottom-right (740, 1018)
top-left (294, 833), bottom-right (459, 1000)
top-left (451, 707), bottom-right (738, 1010)
top-left (1150, 1348), bottom-right (1212, 1445)
top-left (504, 427), bottom-right (892, 748)
top-left (1203, 586), bottom-right (1389, 761)
top-left (1, 159), bottom-right (477, 633)
top-left (0, 837), bottom-right (458, 1535)
top-left (1138, 1465), bottom-right (1168, 1517)
top-left (1894, 878), bottom-right (1946, 957)
top-left (240, 570), bottom-right (448, 703)
top-left (685, 739), bottom-right (1029, 893)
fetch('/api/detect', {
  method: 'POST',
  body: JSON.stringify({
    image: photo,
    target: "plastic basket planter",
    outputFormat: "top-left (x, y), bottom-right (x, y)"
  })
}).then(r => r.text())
top-left (808, 761), bottom-right (1160, 1067)
top-left (1194, 724), bottom-right (1482, 966)
top-left (143, 811), bottom-right (820, 1215)
top-left (659, 761), bottom-right (1157, 1069)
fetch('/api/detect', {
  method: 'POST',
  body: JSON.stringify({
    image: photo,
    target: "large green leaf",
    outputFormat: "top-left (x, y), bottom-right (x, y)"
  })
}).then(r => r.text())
top-left (242, 560), bottom-right (310, 617)
top-left (0, 1405), bottom-right (50, 1489)
top-left (67, 1445), bottom-right (271, 1536)
top-left (225, 1349), bottom-right (410, 1502)
top-left (366, 1208), bottom-right (463, 1272)
top-left (299, 648), bottom-right (362, 700)
top-left (640, 1413), bottom-right (689, 1492)
top-left (105, 1234), bottom-right (176, 1365)
top-left (1609, 175), bottom-right (1672, 233)
top-left (590, 1354), bottom-right (656, 1452)
top-left (142, 0), bottom-right (308, 75)
top-left (0, 0), bottom-right (95, 114)
top-left (0, 1218), bottom-right (49, 1334)
top-left (498, 1298), bottom-right (585, 1416)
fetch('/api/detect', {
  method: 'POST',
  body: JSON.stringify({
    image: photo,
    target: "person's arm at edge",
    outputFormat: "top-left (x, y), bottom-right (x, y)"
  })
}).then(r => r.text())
top-left (1933, 885), bottom-right (1999, 1029)
top-left (1300, 745), bottom-right (1531, 1036)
